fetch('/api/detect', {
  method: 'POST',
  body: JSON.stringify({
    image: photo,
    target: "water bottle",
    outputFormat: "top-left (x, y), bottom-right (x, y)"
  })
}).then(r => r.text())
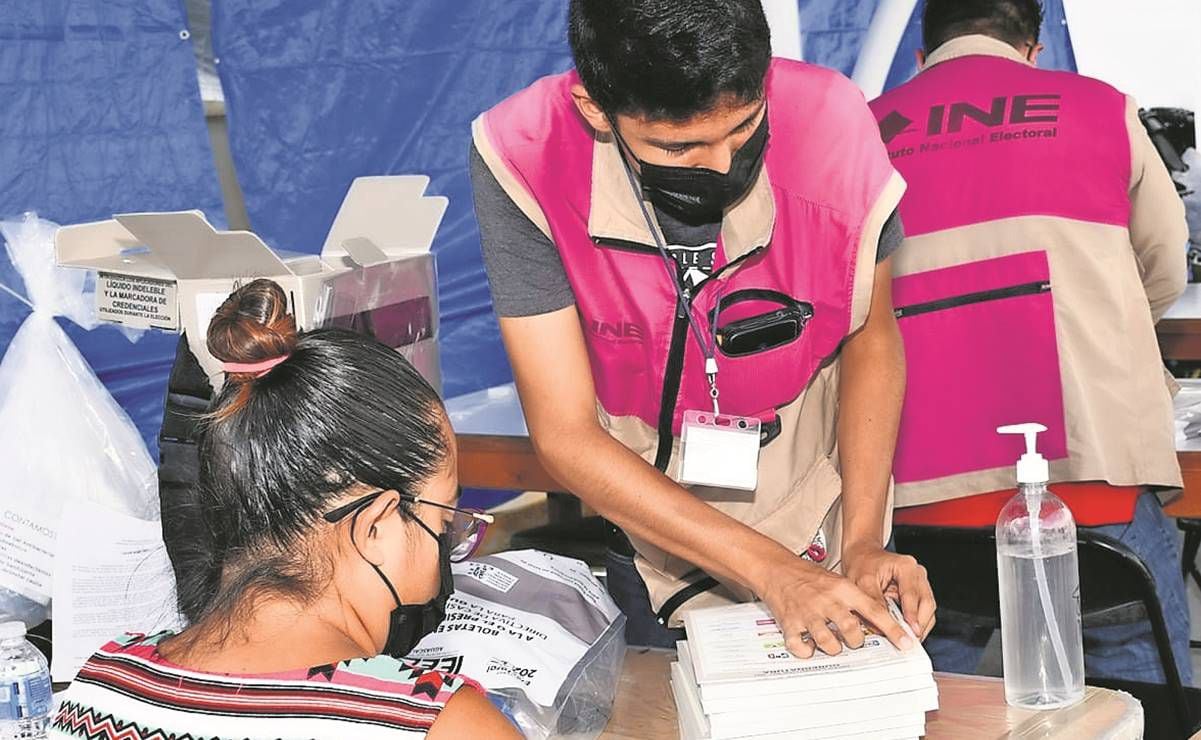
top-left (0, 622), bottom-right (51, 739)
top-left (995, 424), bottom-right (1084, 709)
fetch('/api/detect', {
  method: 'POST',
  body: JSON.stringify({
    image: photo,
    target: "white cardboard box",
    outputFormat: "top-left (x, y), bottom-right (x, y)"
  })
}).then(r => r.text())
top-left (55, 175), bottom-right (446, 391)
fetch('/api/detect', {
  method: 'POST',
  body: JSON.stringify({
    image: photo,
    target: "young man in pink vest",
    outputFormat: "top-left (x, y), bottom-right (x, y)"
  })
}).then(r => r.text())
top-left (871, 0), bottom-right (1191, 683)
top-left (470, 0), bottom-right (935, 653)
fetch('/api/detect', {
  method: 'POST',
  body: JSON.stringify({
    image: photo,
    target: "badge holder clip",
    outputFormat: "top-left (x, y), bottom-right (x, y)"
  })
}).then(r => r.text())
top-left (679, 359), bottom-right (761, 491)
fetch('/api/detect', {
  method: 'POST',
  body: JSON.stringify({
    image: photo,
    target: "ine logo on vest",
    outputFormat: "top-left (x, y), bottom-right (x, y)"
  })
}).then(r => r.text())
top-left (589, 319), bottom-right (646, 344)
top-left (881, 94), bottom-right (1061, 159)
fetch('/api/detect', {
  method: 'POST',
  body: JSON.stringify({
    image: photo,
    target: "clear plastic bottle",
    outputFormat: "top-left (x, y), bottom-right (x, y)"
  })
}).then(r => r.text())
top-left (995, 424), bottom-right (1084, 709)
top-left (0, 622), bottom-right (51, 740)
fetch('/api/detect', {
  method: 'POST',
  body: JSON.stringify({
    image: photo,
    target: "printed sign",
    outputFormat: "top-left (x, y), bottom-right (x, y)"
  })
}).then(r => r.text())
top-left (97, 273), bottom-right (178, 330)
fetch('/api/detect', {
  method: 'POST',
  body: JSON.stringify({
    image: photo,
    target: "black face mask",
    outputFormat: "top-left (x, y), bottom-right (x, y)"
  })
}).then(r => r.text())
top-left (614, 113), bottom-right (770, 225)
top-left (370, 531), bottom-right (454, 658)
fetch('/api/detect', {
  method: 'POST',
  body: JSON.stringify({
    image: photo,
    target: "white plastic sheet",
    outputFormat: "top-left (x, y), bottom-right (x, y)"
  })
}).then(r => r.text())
top-left (0, 213), bottom-right (158, 628)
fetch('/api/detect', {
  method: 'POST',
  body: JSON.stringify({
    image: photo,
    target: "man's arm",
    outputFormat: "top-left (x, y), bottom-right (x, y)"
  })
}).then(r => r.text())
top-left (1126, 97), bottom-right (1188, 321)
top-left (499, 308), bottom-right (910, 657)
top-left (838, 257), bottom-right (936, 638)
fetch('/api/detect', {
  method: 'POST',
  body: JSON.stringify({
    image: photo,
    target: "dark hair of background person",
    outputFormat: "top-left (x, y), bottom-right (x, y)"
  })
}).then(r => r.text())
top-left (568, 0), bottom-right (772, 121)
top-left (172, 278), bottom-right (449, 629)
top-left (922, 0), bottom-right (1044, 53)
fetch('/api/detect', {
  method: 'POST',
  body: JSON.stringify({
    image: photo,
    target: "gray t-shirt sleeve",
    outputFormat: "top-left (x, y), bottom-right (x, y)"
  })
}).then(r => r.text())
top-left (877, 208), bottom-right (904, 263)
top-left (470, 144), bottom-right (577, 318)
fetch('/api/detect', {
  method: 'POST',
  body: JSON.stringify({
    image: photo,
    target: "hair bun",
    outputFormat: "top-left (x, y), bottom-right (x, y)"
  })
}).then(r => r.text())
top-left (207, 279), bottom-right (298, 371)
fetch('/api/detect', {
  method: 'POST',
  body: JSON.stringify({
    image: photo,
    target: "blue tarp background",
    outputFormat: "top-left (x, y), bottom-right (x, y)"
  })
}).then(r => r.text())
top-left (0, 0), bottom-right (1077, 459)
top-left (0, 0), bottom-right (223, 459)
top-left (212, 0), bottom-right (575, 400)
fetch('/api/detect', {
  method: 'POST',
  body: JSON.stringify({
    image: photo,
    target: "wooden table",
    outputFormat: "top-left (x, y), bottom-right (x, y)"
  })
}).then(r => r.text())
top-left (1160, 284), bottom-right (1201, 362)
top-left (1169, 380), bottom-right (1201, 517)
top-left (448, 383), bottom-right (560, 493)
top-left (600, 648), bottom-right (1143, 739)
top-left (452, 382), bottom-right (1201, 519)
top-left (459, 430), bottom-right (1201, 518)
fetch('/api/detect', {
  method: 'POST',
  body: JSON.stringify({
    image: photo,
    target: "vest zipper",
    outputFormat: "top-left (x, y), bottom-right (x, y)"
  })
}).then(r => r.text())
top-left (593, 236), bottom-right (661, 254)
top-left (893, 280), bottom-right (1050, 320)
top-left (653, 293), bottom-right (691, 471)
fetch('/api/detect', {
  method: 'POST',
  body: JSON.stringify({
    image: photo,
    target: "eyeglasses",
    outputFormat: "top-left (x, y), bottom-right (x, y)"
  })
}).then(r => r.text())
top-left (323, 489), bottom-right (494, 563)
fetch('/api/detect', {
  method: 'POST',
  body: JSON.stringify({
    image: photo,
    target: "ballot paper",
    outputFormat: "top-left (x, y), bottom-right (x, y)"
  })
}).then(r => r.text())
top-left (683, 600), bottom-right (932, 700)
top-left (676, 600), bottom-right (935, 739)
top-left (670, 662), bottom-right (926, 740)
top-left (50, 501), bottom-right (182, 682)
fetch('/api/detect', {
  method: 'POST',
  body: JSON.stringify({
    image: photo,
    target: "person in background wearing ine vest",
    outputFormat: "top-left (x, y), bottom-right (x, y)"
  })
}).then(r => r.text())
top-left (471, 0), bottom-right (935, 655)
top-left (871, 0), bottom-right (1191, 683)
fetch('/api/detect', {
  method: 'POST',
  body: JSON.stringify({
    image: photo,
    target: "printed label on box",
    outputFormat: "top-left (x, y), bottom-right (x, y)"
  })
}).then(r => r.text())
top-left (97, 273), bottom-right (178, 330)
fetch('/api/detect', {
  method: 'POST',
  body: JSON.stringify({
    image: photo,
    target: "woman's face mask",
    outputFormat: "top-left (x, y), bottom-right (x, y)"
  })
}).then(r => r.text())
top-left (373, 529), bottom-right (453, 658)
top-left (328, 491), bottom-right (456, 658)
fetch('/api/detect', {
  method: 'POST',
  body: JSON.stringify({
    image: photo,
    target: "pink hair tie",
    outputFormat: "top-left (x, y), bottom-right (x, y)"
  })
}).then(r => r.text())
top-left (222, 354), bottom-right (291, 378)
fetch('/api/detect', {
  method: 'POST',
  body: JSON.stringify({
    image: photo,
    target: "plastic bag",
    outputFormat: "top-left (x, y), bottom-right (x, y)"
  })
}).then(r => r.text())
top-left (406, 550), bottom-right (627, 739)
top-left (0, 213), bottom-right (158, 627)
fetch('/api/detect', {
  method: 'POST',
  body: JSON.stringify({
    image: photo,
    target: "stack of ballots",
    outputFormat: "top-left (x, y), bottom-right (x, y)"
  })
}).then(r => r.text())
top-left (672, 600), bottom-right (937, 739)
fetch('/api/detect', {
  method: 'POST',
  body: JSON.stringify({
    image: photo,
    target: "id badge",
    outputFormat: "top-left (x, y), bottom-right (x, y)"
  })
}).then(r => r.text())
top-left (678, 410), bottom-right (761, 491)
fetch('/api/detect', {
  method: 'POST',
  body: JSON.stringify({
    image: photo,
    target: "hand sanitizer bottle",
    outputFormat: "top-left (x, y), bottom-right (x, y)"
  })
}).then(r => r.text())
top-left (995, 423), bottom-right (1084, 709)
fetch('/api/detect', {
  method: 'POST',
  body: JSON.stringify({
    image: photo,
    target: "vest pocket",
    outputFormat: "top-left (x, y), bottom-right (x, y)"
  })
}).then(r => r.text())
top-left (891, 251), bottom-right (1067, 484)
top-left (702, 289), bottom-right (815, 418)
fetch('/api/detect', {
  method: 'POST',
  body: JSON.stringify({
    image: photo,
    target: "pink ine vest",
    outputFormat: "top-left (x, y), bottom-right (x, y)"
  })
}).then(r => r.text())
top-left (870, 54), bottom-right (1130, 488)
top-left (481, 60), bottom-right (896, 470)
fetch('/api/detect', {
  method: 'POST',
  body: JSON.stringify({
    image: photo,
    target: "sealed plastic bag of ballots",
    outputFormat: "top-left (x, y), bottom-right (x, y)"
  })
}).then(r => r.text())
top-left (406, 550), bottom-right (626, 739)
top-left (0, 213), bottom-right (158, 627)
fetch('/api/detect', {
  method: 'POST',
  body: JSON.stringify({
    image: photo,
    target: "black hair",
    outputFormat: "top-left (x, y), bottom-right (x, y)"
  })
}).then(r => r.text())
top-left (922, 0), bottom-right (1044, 53)
top-left (174, 279), bottom-right (448, 626)
top-left (568, 0), bottom-right (772, 121)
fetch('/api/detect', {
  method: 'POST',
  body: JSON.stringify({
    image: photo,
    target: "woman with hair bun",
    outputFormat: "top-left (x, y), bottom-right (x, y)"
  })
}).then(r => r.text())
top-left (51, 279), bottom-right (519, 739)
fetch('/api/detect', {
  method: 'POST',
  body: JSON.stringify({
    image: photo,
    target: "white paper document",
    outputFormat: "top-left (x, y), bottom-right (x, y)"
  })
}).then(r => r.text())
top-left (0, 499), bottom-right (56, 604)
top-left (50, 502), bottom-right (182, 682)
top-left (684, 600), bottom-right (931, 693)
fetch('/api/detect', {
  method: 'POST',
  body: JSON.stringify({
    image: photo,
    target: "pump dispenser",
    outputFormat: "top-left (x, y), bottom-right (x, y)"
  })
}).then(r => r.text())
top-left (1000, 423), bottom-right (1049, 484)
top-left (995, 423), bottom-right (1084, 709)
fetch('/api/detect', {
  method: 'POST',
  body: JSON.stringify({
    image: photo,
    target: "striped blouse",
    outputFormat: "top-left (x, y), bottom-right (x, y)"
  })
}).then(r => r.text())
top-left (50, 631), bottom-right (481, 739)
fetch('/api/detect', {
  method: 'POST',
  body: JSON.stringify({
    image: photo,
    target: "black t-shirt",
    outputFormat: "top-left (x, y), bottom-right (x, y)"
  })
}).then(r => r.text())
top-left (655, 207), bottom-right (721, 291)
top-left (470, 143), bottom-right (904, 317)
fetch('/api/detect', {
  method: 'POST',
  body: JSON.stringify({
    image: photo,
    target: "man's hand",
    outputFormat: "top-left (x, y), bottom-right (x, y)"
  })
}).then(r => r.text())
top-left (759, 554), bottom-right (915, 659)
top-left (842, 544), bottom-right (936, 640)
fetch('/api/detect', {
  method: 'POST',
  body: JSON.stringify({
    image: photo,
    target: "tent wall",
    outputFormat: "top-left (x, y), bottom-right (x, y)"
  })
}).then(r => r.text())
top-left (212, 0), bottom-right (575, 399)
top-left (0, 0), bottom-right (224, 458)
